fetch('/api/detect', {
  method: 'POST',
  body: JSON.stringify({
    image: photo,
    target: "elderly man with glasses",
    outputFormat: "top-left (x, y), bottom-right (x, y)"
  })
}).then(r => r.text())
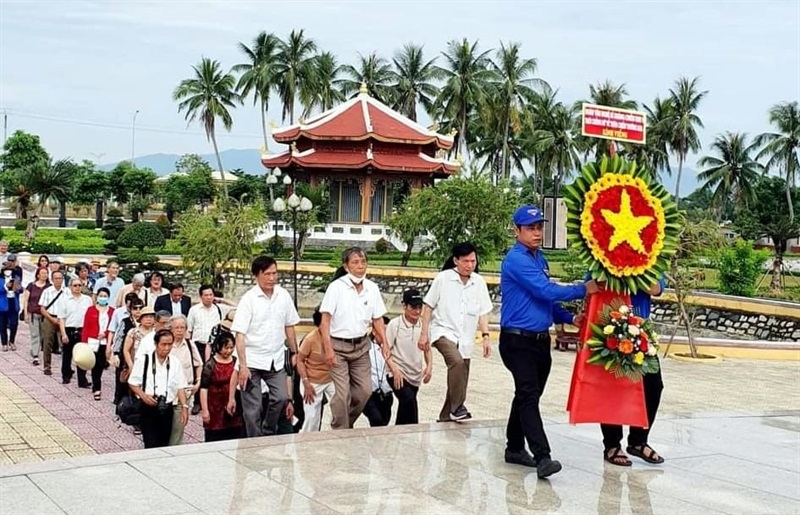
top-left (55, 278), bottom-right (94, 386)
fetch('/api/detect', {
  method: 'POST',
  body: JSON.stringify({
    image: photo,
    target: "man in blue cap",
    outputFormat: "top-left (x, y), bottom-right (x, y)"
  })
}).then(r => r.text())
top-left (499, 205), bottom-right (598, 479)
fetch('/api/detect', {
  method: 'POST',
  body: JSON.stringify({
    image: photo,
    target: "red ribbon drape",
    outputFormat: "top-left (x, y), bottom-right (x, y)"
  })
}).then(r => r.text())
top-left (566, 289), bottom-right (648, 427)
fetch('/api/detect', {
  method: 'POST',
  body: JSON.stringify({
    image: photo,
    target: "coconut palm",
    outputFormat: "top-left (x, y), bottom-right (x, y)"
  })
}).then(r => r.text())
top-left (666, 76), bottom-right (708, 204)
top-left (622, 96), bottom-right (673, 181)
top-left (435, 38), bottom-right (495, 162)
top-left (275, 29), bottom-right (318, 124)
top-left (697, 132), bottom-right (763, 218)
top-left (492, 41), bottom-right (547, 181)
top-left (337, 52), bottom-right (396, 104)
top-left (530, 93), bottom-right (582, 197)
top-left (22, 159), bottom-right (75, 240)
top-left (391, 43), bottom-right (442, 122)
top-left (755, 101), bottom-right (800, 221)
top-left (173, 57), bottom-right (241, 199)
top-left (301, 51), bottom-right (345, 118)
top-left (233, 31), bottom-right (281, 151)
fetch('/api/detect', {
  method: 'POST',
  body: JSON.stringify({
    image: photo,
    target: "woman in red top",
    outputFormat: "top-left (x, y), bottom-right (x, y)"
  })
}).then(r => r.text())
top-left (200, 331), bottom-right (243, 442)
top-left (82, 287), bottom-right (114, 400)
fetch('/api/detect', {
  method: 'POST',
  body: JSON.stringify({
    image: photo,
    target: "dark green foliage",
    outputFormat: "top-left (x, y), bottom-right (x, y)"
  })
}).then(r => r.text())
top-left (13, 219), bottom-right (27, 231)
top-left (102, 209), bottom-right (126, 241)
top-left (117, 222), bottom-right (166, 251)
top-left (76, 221), bottom-right (97, 230)
top-left (716, 240), bottom-right (770, 297)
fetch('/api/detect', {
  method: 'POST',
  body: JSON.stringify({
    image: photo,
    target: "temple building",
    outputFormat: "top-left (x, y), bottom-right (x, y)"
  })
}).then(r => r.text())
top-left (261, 84), bottom-right (459, 243)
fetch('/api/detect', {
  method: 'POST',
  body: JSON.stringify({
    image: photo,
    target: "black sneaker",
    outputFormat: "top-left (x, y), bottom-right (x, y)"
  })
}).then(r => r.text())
top-left (536, 457), bottom-right (562, 479)
top-left (450, 405), bottom-right (470, 421)
top-left (505, 448), bottom-right (536, 468)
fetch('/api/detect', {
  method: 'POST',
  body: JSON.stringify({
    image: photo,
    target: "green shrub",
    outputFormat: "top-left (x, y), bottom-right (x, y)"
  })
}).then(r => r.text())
top-left (716, 239), bottom-right (770, 297)
top-left (264, 236), bottom-right (284, 257)
top-left (103, 209), bottom-right (126, 241)
top-left (154, 214), bottom-right (170, 238)
top-left (8, 240), bottom-right (65, 254)
top-left (62, 231), bottom-right (77, 241)
top-left (560, 247), bottom-right (587, 282)
top-left (76, 221), bottom-right (96, 230)
top-left (374, 237), bottom-right (390, 254)
top-left (117, 222), bottom-right (165, 251)
top-left (13, 219), bottom-right (27, 231)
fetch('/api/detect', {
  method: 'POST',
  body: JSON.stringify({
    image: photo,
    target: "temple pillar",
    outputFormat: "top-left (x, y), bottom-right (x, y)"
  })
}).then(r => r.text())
top-left (360, 176), bottom-right (374, 223)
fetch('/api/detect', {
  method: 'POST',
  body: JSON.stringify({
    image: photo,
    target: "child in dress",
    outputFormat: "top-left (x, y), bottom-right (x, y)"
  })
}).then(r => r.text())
top-left (199, 332), bottom-right (244, 442)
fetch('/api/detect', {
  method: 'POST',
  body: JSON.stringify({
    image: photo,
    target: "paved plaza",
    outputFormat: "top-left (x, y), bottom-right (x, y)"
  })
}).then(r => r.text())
top-left (1, 324), bottom-right (799, 514)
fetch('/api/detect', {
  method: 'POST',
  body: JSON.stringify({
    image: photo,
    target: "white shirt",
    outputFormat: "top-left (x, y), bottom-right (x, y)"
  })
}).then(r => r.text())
top-left (56, 294), bottom-right (93, 328)
top-left (424, 269), bottom-right (493, 359)
top-left (94, 276), bottom-right (125, 304)
top-left (135, 331), bottom-right (157, 357)
top-left (128, 352), bottom-right (186, 404)
top-left (386, 315), bottom-right (425, 386)
top-left (320, 277), bottom-right (387, 339)
top-left (369, 341), bottom-right (392, 394)
top-left (146, 287), bottom-right (167, 308)
top-left (39, 285), bottom-right (66, 316)
top-left (171, 299), bottom-right (183, 315)
top-left (230, 285), bottom-right (299, 371)
top-left (186, 303), bottom-right (226, 343)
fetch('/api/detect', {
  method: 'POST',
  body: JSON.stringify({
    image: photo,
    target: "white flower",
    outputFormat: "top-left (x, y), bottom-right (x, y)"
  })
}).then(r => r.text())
top-left (603, 325), bottom-right (615, 335)
top-left (646, 345), bottom-right (657, 356)
top-left (618, 305), bottom-right (629, 315)
top-left (628, 325), bottom-right (640, 336)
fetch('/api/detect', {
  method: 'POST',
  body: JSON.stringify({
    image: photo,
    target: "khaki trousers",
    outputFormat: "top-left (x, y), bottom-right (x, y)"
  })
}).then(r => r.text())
top-left (41, 318), bottom-right (58, 372)
top-left (433, 337), bottom-right (471, 421)
top-left (329, 337), bottom-right (371, 429)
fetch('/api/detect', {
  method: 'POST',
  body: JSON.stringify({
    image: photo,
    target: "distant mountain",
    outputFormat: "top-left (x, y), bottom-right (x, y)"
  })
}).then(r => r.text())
top-left (99, 148), bottom-right (265, 176)
top-left (659, 167), bottom-right (700, 199)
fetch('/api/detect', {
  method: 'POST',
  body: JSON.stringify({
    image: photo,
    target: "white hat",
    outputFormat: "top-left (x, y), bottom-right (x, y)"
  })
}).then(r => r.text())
top-left (73, 343), bottom-right (96, 371)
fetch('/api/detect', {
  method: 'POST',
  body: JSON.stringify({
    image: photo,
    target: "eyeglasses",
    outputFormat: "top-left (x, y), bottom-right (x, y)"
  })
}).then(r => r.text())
top-left (71, 284), bottom-right (82, 288)
top-left (130, 307), bottom-right (142, 311)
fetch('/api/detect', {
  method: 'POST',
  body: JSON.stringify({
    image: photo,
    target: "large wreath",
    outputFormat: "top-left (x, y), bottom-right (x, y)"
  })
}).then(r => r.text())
top-left (564, 156), bottom-right (680, 293)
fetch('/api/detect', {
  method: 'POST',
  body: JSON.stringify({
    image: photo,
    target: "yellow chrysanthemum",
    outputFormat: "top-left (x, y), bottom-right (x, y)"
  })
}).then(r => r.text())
top-left (633, 352), bottom-right (645, 365)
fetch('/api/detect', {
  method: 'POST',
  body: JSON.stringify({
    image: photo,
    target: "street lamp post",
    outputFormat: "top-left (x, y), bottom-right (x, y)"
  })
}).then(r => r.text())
top-left (272, 197), bottom-right (285, 257)
top-left (286, 192), bottom-right (313, 307)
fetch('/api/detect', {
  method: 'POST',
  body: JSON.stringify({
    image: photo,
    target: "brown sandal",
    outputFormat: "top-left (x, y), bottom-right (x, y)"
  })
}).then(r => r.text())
top-left (604, 447), bottom-right (632, 467)
top-left (627, 444), bottom-right (665, 464)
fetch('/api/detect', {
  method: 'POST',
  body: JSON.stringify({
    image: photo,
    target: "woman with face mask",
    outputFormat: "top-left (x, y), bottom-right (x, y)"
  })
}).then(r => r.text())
top-left (81, 287), bottom-right (115, 400)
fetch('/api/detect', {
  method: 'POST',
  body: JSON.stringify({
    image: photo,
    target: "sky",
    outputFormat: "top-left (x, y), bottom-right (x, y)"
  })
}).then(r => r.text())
top-left (1, 0), bottom-right (798, 192)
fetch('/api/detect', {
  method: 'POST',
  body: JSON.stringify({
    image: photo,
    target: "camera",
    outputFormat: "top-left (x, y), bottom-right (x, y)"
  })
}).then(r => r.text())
top-left (155, 395), bottom-right (170, 414)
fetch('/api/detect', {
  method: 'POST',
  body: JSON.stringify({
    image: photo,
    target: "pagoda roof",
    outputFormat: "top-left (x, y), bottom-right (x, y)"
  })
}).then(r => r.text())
top-left (272, 90), bottom-right (455, 149)
top-left (260, 147), bottom-right (459, 175)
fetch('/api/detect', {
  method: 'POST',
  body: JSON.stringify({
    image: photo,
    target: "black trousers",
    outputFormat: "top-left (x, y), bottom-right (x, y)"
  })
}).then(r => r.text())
top-left (0, 297), bottom-right (19, 345)
top-left (362, 390), bottom-right (393, 427)
top-left (601, 365), bottom-right (664, 450)
top-left (91, 345), bottom-right (107, 393)
top-left (113, 352), bottom-right (127, 404)
top-left (390, 378), bottom-right (419, 425)
top-left (499, 330), bottom-right (553, 461)
top-left (63, 327), bottom-right (88, 385)
top-left (205, 427), bottom-right (244, 442)
top-left (140, 404), bottom-right (174, 448)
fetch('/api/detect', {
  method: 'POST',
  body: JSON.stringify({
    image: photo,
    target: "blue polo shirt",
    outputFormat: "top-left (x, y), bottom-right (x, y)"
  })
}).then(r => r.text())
top-left (631, 277), bottom-right (666, 319)
top-left (500, 243), bottom-right (587, 332)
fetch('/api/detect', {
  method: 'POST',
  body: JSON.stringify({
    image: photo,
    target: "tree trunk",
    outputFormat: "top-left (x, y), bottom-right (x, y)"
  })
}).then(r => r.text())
top-left (260, 99), bottom-right (270, 153)
top-left (401, 239), bottom-right (414, 267)
top-left (786, 173), bottom-right (795, 222)
top-left (770, 253), bottom-right (783, 293)
top-left (209, 130), bottom-right (228, 201)
top-left (674, 152), bottom-right (685, 206)
top-left (501, 114), bottom-right (510, 183)
top-left (58, 200), bottom-right (67, 228)
top-left (25, 206), bottom-right (41, 241)
top-left (459, 107), bottom-right (468, 164)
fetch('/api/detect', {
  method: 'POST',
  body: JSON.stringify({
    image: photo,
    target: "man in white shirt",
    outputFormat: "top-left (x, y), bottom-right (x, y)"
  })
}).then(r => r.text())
top-left (231, 256), bottom-right (299, 437)
top-left (55, 278), bottom-right (94, 386)
top-left (319, 247), bottom-right (388, 430)
top-left (94, 261), bottom-right (125, 304)
top-left (419, 242), bottom-right (493, 422)
top-left (39, 271), bottom-right (66, 375)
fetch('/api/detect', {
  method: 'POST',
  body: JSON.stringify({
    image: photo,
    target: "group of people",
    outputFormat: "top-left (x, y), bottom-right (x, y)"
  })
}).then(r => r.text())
top-left (3, 205), bottom-right (665, 469)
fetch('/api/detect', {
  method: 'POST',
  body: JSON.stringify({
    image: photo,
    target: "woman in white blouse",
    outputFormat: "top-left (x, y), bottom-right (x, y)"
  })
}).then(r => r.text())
top-left (128, 329), bottom-right (189, 448)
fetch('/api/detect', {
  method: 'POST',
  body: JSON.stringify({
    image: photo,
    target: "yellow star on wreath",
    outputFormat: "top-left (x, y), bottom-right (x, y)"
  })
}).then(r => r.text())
top-left (601, 190), bottom-right (653, 254)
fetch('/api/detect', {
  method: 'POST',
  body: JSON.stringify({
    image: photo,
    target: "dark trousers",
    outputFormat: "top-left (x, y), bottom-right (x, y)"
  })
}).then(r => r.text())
top-left (91, 345), bottom-right (107, 393)
top-left (204, 427), bottom-right (244, 443)
top-left (193, 341), bottom-right (208, 406)
top-left (63, 327), bottom-right (88, 385)
top-left (499, 330), bottom-right (553, 461)
top-left (390, 378), bottom-right (420, 425)
top-left (113, 352), bottom-right (127, 404)
top-left (362, 390), bottom-right (393, 427)
top-left (601, 366), bottom-right (664, 450)
top-left (0, 298), bottom-right (19, 345)
top-left (140, 404), bottom-right (174, 448)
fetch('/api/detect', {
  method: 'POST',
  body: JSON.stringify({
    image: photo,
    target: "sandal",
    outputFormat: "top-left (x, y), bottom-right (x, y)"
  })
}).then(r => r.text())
top-left (627, 444), bottom-right (665, 464)
top-left (93, 392), bottom-right (102, 401)
top-left (1, 345), bottom-right (7, 352)
top-left (604, 447), bottom-right (632, 467)
top-left (8, 343), bottom-right (16, 351)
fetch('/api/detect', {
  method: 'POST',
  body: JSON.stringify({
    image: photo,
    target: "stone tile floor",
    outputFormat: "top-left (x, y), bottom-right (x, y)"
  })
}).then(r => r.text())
top-left (1, 321), bottom-right (799, 466)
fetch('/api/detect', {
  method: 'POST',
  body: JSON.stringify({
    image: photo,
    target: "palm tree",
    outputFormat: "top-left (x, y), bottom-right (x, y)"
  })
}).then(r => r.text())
top-left (666, 76), bottom-right (708, 204)
top-left (391, 43), bottom-right (442, 122)
top-left (530, 93), bottom-right (582, 197)
top-left (435, 38), bottom-right (495, 162)
top-left (301, 51), bottom-right (345, 118)
top-left (23, 159), bottom-right (75, 240)
top-left (755, 101), bottom-right (800, 221)
top-left (173, 58), bottom-right (241, 199)
top-left (578, 80), bottom-right (638, 159)
top-left (492, 41), bottom-right (547, 181)
top-left (697, 132), bottom-right (763, 218)
top-left (623, 96), bottom-right (673, 181)
top-left (275, 29), bottom-right (318, 124)
top-left (233, 31), bottom-right (281, 151)
top-left (337, 52), bottom-right (396, 104)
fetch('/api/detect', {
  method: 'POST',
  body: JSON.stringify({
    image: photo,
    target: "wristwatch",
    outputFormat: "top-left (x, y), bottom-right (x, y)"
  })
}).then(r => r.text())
top-left (481, 332), bottom-right (490, 339)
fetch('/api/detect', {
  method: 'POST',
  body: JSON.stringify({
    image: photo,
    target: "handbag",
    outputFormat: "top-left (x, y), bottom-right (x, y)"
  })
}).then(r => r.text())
top-left (117, 354), bottom-right (148, 426)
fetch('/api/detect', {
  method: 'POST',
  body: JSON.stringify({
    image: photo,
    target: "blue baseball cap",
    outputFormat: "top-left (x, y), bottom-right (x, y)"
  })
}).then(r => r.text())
top-left (513, 205), bottom-right (547, 226)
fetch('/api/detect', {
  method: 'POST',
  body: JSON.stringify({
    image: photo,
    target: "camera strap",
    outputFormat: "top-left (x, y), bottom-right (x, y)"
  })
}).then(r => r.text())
top-left (150, 351), bottom-right (170, 397)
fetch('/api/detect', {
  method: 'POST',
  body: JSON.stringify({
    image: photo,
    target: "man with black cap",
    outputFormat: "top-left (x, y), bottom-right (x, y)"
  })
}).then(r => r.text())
top-left (383, 289), bottom-right (432, 425)
top-left (499, 205), bottom-right (598, 479)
